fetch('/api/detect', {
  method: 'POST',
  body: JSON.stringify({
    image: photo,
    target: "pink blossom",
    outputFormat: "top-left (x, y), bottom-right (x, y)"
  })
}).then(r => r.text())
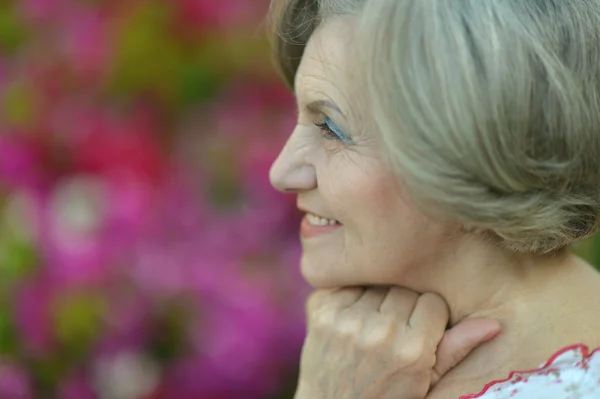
top-left (38, 174), bottom-right (163, 287)
top-left (39, 176), bottom-right (113, 286)
top-left (172, 0), bottom-right (269, 32)
top-left (17, 0), bottom-right (62, 24)
top-left (58, 372), bottom-right (97, 399)
top-left (74, 130), bottom-right (167, 187)
top-left (14, 278), bottom-right (55, 355)
top-left (0, 1), bottom-right (307, 396)
top-left (0, 135), bottom-right (42, 190)
top-left (189, 280), bottom-right (291, 395)
top-left (58, 6), bottom-right (111, 80)
top-left (212, 81), bottom-right (296, 141)
top-left (0, 363), bottom-right (32, 398)
top-left (161, 356), bottom-right (272, 399)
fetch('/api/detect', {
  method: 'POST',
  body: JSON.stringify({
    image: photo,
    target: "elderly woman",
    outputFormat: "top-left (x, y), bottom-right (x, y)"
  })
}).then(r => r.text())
top-left (268, 0), bottom-right (600, 398)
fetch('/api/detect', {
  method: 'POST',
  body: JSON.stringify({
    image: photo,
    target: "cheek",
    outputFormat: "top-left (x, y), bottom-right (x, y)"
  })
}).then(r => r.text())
top-left (343, 168), bottom-right (437, 250)
top-left (351, 168), bottom-right (410, 221)
top-left (320, 154), bottom-right (423, 228)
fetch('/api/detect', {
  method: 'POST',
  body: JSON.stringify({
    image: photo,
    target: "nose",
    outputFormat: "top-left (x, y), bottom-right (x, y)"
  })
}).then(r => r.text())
top-left (269, 129), bottom-right (317, 193)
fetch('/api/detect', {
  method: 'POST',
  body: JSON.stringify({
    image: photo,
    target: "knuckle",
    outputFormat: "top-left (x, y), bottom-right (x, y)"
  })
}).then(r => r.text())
top-left (337, 314), bottom-right (363, 335)
top-left (305, 295), bottom-right (320, 315)
top-left (356, 316), bottom-right (395, 347)
top-left (309, 305), bottom-right (337, 328)
top-left (306, 289), bottom-right (337, 315)
top-left (360, 327), bottom-right (388, 347)
top-left (395, 336), bottom-right (427, 365)
top-left (306, 290), bottom-right (328, 312)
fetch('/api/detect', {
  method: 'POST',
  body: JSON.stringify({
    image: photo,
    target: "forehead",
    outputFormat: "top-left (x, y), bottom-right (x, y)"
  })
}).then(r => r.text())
top-left (294, 17), bottom-right (357, 99)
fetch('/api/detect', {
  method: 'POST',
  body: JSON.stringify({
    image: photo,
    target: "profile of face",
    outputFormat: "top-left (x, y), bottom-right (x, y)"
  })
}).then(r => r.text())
top-left (270, 17), bottom-right (458, 289)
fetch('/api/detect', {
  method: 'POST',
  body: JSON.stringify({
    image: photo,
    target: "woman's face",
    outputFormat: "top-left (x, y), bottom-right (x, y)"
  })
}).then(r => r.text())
top-left (270, 17), bottom-right (457, 289)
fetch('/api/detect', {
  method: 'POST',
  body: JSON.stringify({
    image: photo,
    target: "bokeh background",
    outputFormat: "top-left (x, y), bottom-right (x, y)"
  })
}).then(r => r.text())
top-left (0, 0), bottom-right (598, 398)
top-left (0, 0), bottom-right (306, 398)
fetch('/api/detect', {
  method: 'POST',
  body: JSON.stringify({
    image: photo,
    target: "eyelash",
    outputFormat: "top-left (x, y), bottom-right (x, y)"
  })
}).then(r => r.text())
top-left (314, 116), bottom-right (351, 144)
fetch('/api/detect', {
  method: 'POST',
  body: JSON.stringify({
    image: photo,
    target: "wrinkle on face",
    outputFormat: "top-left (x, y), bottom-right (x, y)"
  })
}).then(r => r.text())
top-left (295, 19), bottom-right (364, 133)
top-left (273, 16), bottom-right (459, 292)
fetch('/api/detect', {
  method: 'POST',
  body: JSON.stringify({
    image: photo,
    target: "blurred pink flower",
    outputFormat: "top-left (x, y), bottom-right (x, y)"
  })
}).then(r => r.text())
top-left (40, 176), bottom-right (113, 286)
top-left (238, 142), bottom-right (301, 233)
top-left (14, 278), bottom-right (55, 355)
top-left (74, 130), bottom-right (167, 187)
top-left (160, 356), bottom-right (271, 399)
top-left (213, 81), bottom-right (295, 140)
top-left (38, 173), bottom-right (163, 287)
top-left (58, 6), bottom-right (112, 80)
top-left (17, 0), bottom-right (62, 24)
top-left (18, 0), bottom-right (112, 80)
top-left (0, 1), bottom-right (305, 396)
top-left (0, 363), bottom-right (32, 398)
top-left (58, 372), bottom-right (97, 399)
top-left (188, 279), bottom-right (291, 395)
top-left (173, 0), bottom-right (269, 32)
top-left (0, 135), bottom-right (41, 190)
top-left (130, 244), bottom-right (196, 295)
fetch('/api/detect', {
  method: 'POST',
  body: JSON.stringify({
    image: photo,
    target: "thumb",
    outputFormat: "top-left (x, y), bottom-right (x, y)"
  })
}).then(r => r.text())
top-left (431, 318), bottom-right (502, 385)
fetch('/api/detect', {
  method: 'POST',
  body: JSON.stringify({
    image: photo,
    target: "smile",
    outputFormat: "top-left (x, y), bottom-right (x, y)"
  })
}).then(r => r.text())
top-left (300, 213), bottom-right (342, 238)
top-left (305, 213), bottom-right (339, 226)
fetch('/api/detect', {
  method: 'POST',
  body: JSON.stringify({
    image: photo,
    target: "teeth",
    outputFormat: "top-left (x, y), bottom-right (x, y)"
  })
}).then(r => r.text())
top-left (306, 213), bottom-right (339, 226)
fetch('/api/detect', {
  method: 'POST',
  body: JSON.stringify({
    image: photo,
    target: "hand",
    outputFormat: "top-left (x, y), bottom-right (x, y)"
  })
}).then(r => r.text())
top-left (295, 286), bottom-right (501, 399)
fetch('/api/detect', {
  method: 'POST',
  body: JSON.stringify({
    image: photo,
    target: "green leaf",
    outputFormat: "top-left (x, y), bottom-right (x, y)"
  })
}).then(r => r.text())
top-left (0, 238), bottom-right (38, 282)
top-left (52, 292), bottom-right (106, 355)
top-left (148, 300), bottom-right (190, 364)
top-left (1, 81), bottom-right (37, 129)
top-left (0, 305), bottom-right (18, 355)
top-left (178, 62), bottom-right (221, 106)
top-left (0, 1), bottom-right (28, 54)
top-left (108, 2), bottom-right (185, 106)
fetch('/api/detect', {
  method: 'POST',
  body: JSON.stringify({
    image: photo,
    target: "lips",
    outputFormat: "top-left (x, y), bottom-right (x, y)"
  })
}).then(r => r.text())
top-left (305, 212), bottom-right (339, 226)
top-left (300, 212), bottom-right (342, 238)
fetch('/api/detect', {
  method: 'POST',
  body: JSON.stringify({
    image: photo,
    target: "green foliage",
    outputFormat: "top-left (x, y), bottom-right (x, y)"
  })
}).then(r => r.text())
top-left (52, 292), bottom-right (107, 355)
top-left (1, 79), bottom-right (37, 129)
top-left (0, 0), bottom-right (28, 54)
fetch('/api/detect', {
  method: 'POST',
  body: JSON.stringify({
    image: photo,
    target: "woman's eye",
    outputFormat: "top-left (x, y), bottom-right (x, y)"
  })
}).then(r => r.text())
top-left (314, 116), bottom-right (351, 144)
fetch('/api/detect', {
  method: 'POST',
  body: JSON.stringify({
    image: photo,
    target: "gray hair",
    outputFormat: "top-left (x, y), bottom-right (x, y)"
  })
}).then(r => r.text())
top-left (270, 0), bottom-right (600, 253)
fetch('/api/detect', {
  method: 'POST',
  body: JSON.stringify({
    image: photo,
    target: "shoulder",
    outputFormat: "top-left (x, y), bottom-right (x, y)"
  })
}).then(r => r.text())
top-left (460, 344), bottom-right (600, 399)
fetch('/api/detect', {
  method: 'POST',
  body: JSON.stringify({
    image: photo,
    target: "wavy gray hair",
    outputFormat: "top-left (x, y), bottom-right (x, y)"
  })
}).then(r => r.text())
top-left (270, 0), bottom-right (600, 253)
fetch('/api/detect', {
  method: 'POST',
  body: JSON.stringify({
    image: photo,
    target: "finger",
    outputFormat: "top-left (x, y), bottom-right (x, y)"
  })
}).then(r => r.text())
top-left (351, 286), bottom-right (389, 312)
top-left (306, 289), bottom-right (336, 315)
top-left (432, 318), bottom-right (502, 385)
top-left (306, 287), bottom-right (365, 315)
top-left (379, 286), bottom-right (419, 320)
top-left (408, 293), bottom-right (449, 342)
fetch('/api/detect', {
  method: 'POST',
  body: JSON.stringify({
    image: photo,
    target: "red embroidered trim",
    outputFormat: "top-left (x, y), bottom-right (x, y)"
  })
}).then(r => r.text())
top-left (459, 344), bottom-right (600, 399)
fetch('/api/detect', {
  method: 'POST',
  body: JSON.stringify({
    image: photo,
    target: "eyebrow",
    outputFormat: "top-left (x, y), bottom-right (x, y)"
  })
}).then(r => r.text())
top-left (306, 99), bottom-right (345, 118)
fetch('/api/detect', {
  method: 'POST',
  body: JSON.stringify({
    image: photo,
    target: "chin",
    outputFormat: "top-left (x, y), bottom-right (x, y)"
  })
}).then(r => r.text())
top-left (300, 257), bottom-right (338, 289)
top-left (299, 255), bottom-right (358, 289)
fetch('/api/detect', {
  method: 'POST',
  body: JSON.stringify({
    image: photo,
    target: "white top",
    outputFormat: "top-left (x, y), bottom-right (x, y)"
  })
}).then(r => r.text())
top-left (460, 345), bottom-right (600, 399)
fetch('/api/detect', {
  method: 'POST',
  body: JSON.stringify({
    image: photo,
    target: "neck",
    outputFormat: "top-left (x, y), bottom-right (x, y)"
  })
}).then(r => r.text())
top-left (395, 237), bottom-right (578, 326)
